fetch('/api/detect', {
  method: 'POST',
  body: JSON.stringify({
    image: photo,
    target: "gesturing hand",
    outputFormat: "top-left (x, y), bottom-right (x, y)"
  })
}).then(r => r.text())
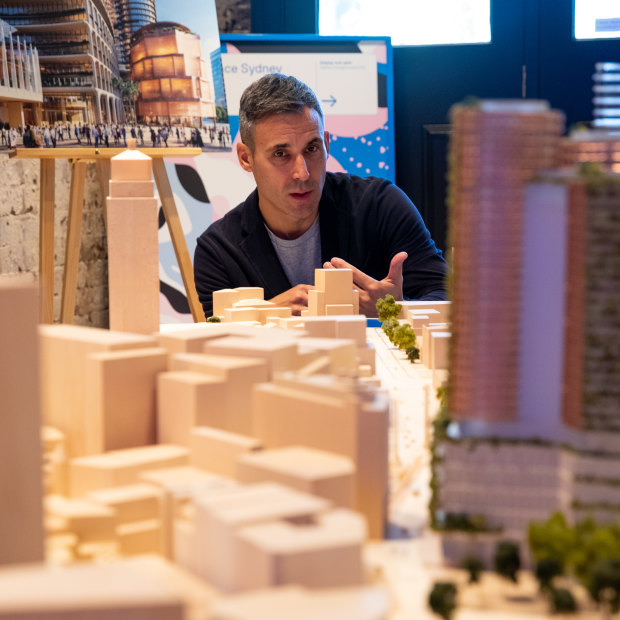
top-left (323, 252), bottom-right (408, 317)
top-left (268, 284), bottom-right (314, 316)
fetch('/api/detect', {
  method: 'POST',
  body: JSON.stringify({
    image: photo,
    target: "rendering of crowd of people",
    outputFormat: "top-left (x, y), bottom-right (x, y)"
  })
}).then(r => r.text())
top-left (0, 121), bottom-right (231, 150)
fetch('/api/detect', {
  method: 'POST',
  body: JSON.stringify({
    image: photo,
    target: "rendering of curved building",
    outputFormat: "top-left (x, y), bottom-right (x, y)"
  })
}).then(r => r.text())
top-left (0, 0), bottom-right (122, 124)
top-left (114, 0), bottom-right (156, 76)
top-left (131, 21), bottom-right (216, 126)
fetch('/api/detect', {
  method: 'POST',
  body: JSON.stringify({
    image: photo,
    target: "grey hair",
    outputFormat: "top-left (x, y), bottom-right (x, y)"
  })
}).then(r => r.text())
top-left (238, 73), bottom-right (324, 149)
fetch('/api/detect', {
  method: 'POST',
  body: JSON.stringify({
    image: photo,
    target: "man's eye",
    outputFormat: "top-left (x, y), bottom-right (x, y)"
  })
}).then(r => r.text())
top-left (307, 145), bottom-right (318, 153)
top-left (274, 150), bottom-right (285, 158)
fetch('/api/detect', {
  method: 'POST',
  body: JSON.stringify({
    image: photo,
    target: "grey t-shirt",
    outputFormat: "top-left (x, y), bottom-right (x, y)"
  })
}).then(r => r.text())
top-left (265, 217), bottom-right (321, 287)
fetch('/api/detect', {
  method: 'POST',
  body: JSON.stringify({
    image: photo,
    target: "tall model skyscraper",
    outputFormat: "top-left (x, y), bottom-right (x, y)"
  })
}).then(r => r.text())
top-left (435, 102), bottom-right (620, 559)
top-left (114, 0), bottom-right (156, 75)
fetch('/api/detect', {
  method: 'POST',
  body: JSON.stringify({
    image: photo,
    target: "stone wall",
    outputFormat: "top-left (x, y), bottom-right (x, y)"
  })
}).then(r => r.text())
top-left (0, 153), bottom-right (108, 327)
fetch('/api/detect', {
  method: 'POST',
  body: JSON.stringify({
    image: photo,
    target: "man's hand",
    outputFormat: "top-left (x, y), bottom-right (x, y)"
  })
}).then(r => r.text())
top-left (323, 252), bottom-right (408, 317)
top-left (268, 284), bottom-right (314, 316)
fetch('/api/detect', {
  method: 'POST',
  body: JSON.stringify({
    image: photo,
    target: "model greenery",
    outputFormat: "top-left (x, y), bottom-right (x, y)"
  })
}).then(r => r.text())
top-left (462, 555), bottom-right (484, 584)
top-left (535, 556), bottom-right (563, 592)
top-left (376, 294), bottom-right (402, 322)
top-left (494, 541), bottom-right (521, 583)
top-left (376, 294), bottom-right (420, 360)
top-left (206, 316), bottom-right (221, 323)
top-left (428, 582), bottom-right (457, 620)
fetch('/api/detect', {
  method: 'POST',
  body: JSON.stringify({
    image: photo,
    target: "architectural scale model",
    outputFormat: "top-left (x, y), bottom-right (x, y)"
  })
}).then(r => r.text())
top-left (436, 100), bottom-right (620, 580)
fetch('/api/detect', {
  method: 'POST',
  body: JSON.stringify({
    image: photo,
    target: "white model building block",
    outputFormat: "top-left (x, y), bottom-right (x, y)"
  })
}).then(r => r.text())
top-left (400, 299), bottom-right (451, 323)
top-left (429, 331), bottom-right (451, 371)
top-left (190, 426), bottom-right (262, 478)
top-left (203, 335), bottom-right (298, 378)
top-left (307, 289), bottom-right (325, 315)
top-left (157, 371), bottom-right (227, 445)
top-left (236, 446), bottom-right (355, 508)
top-left (295, 337), bottom-right (358, 374)
top-left (45, 495), bottom-right (116, 543)
top-left (170, 353), bottom-right (268, 435)
top-left (301, 315), bottom-right (367, 347)
top-left (39, 324), bottom-right (156, 457)
top-left (252, 375), bottom-right (389, 539)
top-left (194, 483), bottom-right (330, 591)
top-left (421, 323), bottom-right (449, 366)
top-left (356, 344), bottom-right (376, 374)
top-left (278, 317), bottom-right (305, 330)
top-left (224, 307), bottom-right (260, 323)
top-left (0, 561), bottom-right (184, 619)
top-left (139, 466), bottom-right (235, 561)
top-left (117, 519), bottom-right (165, 556)
top-left (0, 278), bottom-right (44, 565)
top-left (108, 179), bottom-right (154, 198)
top-left (235, 508), bottom-right (366, 591)
top-left (69, 445), bottom-right (188, 497)
top-left (84, 347), bottom-right (168, 454)
top-left (42, 426), bottom-right (68, 496)
top-left (352, 289), bottom-right (360, 314)
top-left (234, 287), bottom-right (265, 301)
top-left (258, 307), bottom-right (292, 323)
top-left (301, 316), bottom-right (338, 338)
top-left (408, 312), bottom-right (440, 337)
top-left (325, 304), bottom-right (355, 315)
top-left (87, 484), bottom-right (163, 525)
top-left (314, 269), bottom-right (354, 305)
top-left (210, 585), bottom-right (390, 620)
top-left (106, 156), bottom-right (159, 333)
top-left (232, 298), bottom-right (273, 308)
top-left (213, 289), bottom-right (241, 318)
top-left (157, 325), bottom-right (241, 355)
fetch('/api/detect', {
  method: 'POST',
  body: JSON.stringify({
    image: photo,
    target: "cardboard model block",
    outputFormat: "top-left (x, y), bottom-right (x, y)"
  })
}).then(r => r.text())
top-left (232, 298), bottom-right (274, 309)
top-left (325, 304), bottom-right (355, 316)
top-left (193, 483), bottom-right (330, 591)
top-left (84, 347), bottom-right (168, 454)
top-left (87, 483), bottom-right (163, 524)
top-left (39, 324), bottom-right (156, 457)
top-left (352, 289), bottom-right (360, 314)
top-left (106, 194), bottom-right (159, 334)
top-left (117, 519), bottom-right (165, 556)
top-left (235, 508), bottom-right (366, 591)
top-left (108, 179), bottom-right (154, 198)
top-left (157, 325), bottom-right (239, 355)
top-left (45, 495), bottom-right (116, 543)
top-left (110, 146), bottom-right (153, 181)
top-left (0, 561), bottom-right (184, 619)
top-left (157, 371), bottom-right (227, 444)
top-left (210, 585), bottom-right (390, 620)
top-left (421, 323), bottom-right (449, 367)
top-left (69, 445), bottom-right (188, 497)
top-left (252, 377), bottom-right (389, 538)
top-left (234, 287), bottom-right (264, 301)
top-left (356, 345), bottom-right (376, 374)
top-left (258, 307), bottom-right (292, 323)
top-left (314, 269), bottom-right (354, 305)
top-left (307, 289), bottom-right (325, 315)
top-left (335, 316), bottom-right (367, 346)
top-left (203, 335), bottom-right (299, 378)
top-left (170, 353), bottom-right (268, 435)
top-left (295, 337), bottom-right (358, 374)
top-left (430, 331), bottom-right (451, 371)
top-left (400, 299), bottom-right (451, 323)
top-left (0, 279), bottom-right (44, 565)
top-left (236, 446), bottom-right (355, 508)
top-left (213, 289), bottom-right (241, 318)
top-left (408, 309), bottom-right (441, 336)
top-left (301, 317), bottom-right (338, 338)
top-left (224, 307), bottom-right (260, 323)
top-left (42, 426), bottom-right (68, 496)
top-left (190, 426), bottom-right (262, 478)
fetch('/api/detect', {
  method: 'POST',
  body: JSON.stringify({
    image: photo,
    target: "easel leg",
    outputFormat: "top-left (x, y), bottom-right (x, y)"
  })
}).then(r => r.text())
top-left (95, 159), bottom-right (110, 230)
top-left (60, 161), bottom-right (87, 324)
top-left (39, 159), bottom-right (55, 324)
top-left (152, 158), bottom-right (205, 322)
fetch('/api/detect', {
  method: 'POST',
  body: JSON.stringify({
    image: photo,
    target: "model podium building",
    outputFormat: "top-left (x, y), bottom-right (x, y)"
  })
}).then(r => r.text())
top-left (106, 140), bottom-right (160, 334)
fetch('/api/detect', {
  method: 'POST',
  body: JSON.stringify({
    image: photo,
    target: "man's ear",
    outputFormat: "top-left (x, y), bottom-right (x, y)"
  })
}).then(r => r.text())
top-left (324, 130), bottom-right (330, 156)
top-left (237, 142), bottom-right (253, 172)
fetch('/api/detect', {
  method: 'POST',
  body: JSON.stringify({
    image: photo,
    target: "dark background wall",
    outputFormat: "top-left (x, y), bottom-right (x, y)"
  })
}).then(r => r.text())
top-left (246, 0), bottom-right (620, 251)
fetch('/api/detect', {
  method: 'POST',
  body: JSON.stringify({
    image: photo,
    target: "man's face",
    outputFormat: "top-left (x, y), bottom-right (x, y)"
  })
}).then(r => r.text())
top-left (237, 107), bottom-right (329, 238)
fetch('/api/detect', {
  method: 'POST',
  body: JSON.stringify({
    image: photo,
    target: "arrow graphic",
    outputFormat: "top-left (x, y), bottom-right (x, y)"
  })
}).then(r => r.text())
top-left (321, 95), bottom-right (337, 107)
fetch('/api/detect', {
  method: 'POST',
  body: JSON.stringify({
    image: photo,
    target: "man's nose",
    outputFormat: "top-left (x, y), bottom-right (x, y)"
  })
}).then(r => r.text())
top-left (292, 154), bottom-right (310, 180)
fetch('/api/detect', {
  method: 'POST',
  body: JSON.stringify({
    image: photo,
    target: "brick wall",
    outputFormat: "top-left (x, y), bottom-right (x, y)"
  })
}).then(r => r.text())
top-left (0, 154), bottom-right (108, 327)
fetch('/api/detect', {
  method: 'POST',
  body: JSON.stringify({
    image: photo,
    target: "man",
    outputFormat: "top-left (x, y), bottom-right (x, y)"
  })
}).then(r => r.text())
top-left (194, 74), bottom-right (447, 318)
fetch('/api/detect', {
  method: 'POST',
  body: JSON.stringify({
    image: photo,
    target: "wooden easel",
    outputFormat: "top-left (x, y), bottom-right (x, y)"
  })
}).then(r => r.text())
top-left (15, 147), bottom-right (206, 324)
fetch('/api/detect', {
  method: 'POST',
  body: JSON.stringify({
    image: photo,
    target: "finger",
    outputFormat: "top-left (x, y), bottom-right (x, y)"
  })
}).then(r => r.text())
top-left (329, 256), bottom-right (375, 290)
top-left (386, 252), bottom-right (408, 284)
top-left (322, 261), bottom-right (334, 269)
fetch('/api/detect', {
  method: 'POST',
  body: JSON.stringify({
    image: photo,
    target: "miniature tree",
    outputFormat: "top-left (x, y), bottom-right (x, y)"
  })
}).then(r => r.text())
top-left (392, 323), bottom-right (417, 350)
top-left (406, 345), bottom-right (420, 362)
top-left (206, 316), bottom-right (222, 323)
top-left (376, 294), bottom-right (402, 322)
top-left (428, 582), bottom-right (457, 620)
top-left (462, 555), bottom-right (484, 584)
top-left (494, 541), bottom-right (521, 583)
top-left (528, 512), bottom-right (575, 572)
top-left (535, 556), bottom-right (563, 592)
top-left (549, 587), bottom-right (577, 614)
top-left (587, 558), bottom-right (620, 613)
top-left (382, 317), bottom-right (399, 341)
